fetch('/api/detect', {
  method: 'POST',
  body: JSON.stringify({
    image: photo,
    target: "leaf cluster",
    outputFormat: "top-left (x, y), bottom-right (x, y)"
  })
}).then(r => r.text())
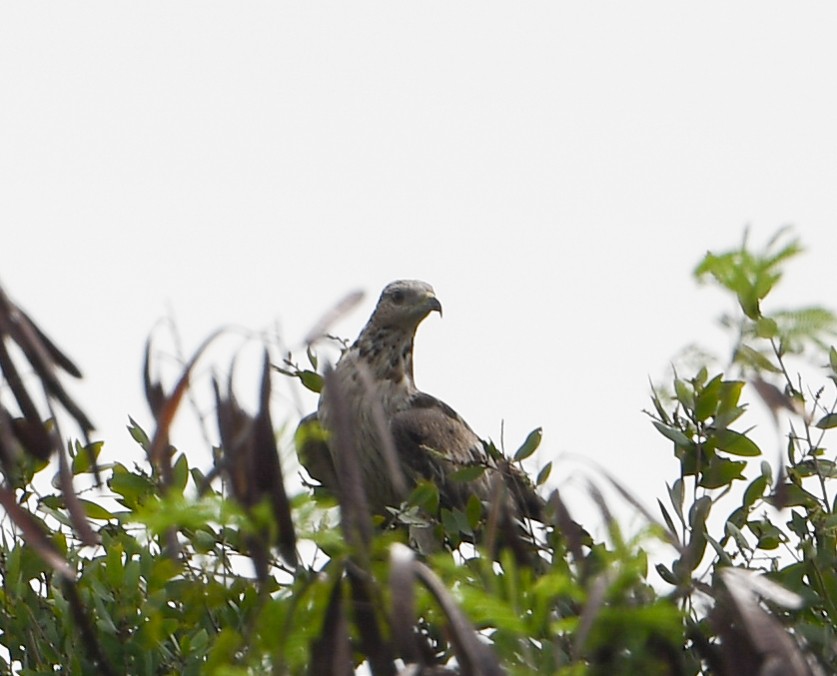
top-left (0, 229), bottom-right (835, 674)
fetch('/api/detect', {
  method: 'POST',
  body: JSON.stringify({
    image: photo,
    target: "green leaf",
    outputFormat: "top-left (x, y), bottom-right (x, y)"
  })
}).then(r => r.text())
top-left (172, 453), bottom-right (189, 494)
top-left (738, 288), bottom-right (761, 320)
top-left (650, 388), bottom-right (671, 425)
top-left (760, 459), bottom-right (773, 482)
top-left (513, 427), bottom-right (542, 461)
top-left (771, 306), bottom-right (837, 352)
top-left (734, 345), bottom-right (781, 373)
top-left (408, 481), bottom-right (439, 513)
top-left (674, 379), bottom-right (694, 409)
top-left (104, 540), bottom-right (125, 588)
top-left (657, 500), bottom-right (677, 538)
top-left (458, 587), bottom-right (528, 634)
top-left (449, 464), bottom-right (487, 483)
top-left (109, 464), bottom-right (156, 509)
top-left (787, 510), bottom-right (809, 538)
top-left (679, 497), bottom-right (710, 574)
top-left (742, 475), bottom-right (767, 509)
top-left (536, 461), bottom-right (552, 486)
top-left (71, 441), bottom-right (104, 474)
top-left (830, 346), bottom-right (837, 374)
top-left (306, 345), bottom-right (318, 370)
top-left (688, 495), bottom-right (712, 531)
top-left (276, 365), bottom-right (324, 393)
top-left (793, 459), bottom-right (837, 478)
top-left (79, 499), bottom-right (116, 521)
top-left (667, 479), bottom-right (684, 525)
top-left (298, 370), bottom-right (323, 393)
top-left (652, 421), bottom-right (692, 448)
top-left (777, 483), bottom-right (820, 508)
top-left (727, 506), bottom-right (747, 529)
top-left (705, 534), bottom-right (733, 566)
top-left (712, 429), bottom-right (761, 457)
top-left (725, 522), bottom-right (751, 553)
top-left (821, 513), bottom-right (837, 531)
top-left (441, 508), bottom-right (458, 535)
top-left (755, 316), bottom-right (779, 338)
top-left (694, 374), bottom-right (722, 421)
top-left (815, 413), bottom-right (837, 430)
top-left (136, 494), bottom-right (224, 534)
top-left (718, 379), bottom-right (745, 413)
top-left (465, 493), bottom-right (483, 529)
top-left (700, 457), bottom-right (746, 488)
top-left (655, 563), bottom-right (677, 585)
top-left (452, 508), bottom-right (473, 536)
top-left (191, 529), bottom-right (218, 554)
top-left (127, 417), bottom-right (151, 451)
top-left (747, 518), bottom-right (783, 550)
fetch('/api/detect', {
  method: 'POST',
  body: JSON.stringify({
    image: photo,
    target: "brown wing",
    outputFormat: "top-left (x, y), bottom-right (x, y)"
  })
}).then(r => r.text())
top-left (390, 393), bottom-right (490, 512)
top-left (391, 393), bottom-right (543, 521)
top-left (392, 393), bottom-right (547, 571)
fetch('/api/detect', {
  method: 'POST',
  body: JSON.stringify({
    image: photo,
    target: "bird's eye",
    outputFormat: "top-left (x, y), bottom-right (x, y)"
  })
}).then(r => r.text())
top-left (391, 290), bottom-right (405, 304)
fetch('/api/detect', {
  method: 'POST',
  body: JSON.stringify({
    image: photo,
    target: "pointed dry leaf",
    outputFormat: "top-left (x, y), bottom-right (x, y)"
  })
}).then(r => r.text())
top-left (717, 568), bottom-right (811, 675)
top-left (310, 567), bottom-right (352, 676)
top-left (413, 560), bottom-right (504, 676)
top-left (547, 489), bottom-right (587, 567)
top-left (304, 289), bottom-right (364, 346)
top-left (0, 289), bottom-right (93, 433)
top-left (346, 565), bottom-right (395, 674)
top-left (389, 544), bottom-right (422, 665)
top-left (143, 338), bottom-right (167, 417)
top-left (147, 328), bottom-right (223, 480)
top-left (255, 351), bottom-right (296, 565)
top-left (0, 485), bottom-right (74, 579)
top-left (597, 465), bottom-right (683, 551)
top-left (324, 367), bottom-right (374, 553)
top-left (57, 442), bottom-right (99, 546)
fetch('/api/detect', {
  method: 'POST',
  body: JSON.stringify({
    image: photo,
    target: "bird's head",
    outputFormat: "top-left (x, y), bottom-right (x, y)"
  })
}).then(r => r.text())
top-left (369, 280), bottom-right (442, 331)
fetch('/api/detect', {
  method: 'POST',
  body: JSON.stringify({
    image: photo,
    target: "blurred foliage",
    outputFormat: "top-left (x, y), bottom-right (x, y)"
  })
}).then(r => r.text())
top-left (0, 228), bottom-right (834, 674)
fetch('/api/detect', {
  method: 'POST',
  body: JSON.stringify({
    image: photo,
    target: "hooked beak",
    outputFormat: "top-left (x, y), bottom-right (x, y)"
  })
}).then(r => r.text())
top-left (426, 295), bottom-right (442, 317)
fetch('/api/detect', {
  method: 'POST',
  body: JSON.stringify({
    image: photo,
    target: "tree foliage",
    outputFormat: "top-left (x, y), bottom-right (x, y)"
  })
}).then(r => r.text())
top-left (0, 228), bottom-right (834, 674)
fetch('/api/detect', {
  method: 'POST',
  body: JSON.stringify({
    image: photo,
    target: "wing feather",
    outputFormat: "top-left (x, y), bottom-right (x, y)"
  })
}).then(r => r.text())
top-left (391, 394), bottom-right (489, 511)
top-left (391, 393), bottom-right (545, 520)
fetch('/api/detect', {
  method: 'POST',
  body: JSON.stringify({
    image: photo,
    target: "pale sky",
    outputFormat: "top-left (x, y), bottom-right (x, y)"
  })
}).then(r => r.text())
top-left (2, 4), bottom-right (837, 531)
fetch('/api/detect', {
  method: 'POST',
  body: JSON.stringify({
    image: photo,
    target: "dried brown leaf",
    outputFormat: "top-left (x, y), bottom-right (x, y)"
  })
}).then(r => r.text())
top-left (0, 485), bottom-right (74, 579)
top-left (573, 573), bottom-right (609, 660)
top-left (254, 351), bottom-right (296, 564)
top-left (413, 559), bottom-right (504, 676)
top-left (357, 365), bottom-right (407, 502)
top-left (546, 489), bottom-right (589, 567)
top-left (146, 328), bottom-right (223, 481)
top-left (713, 568), bottom-right (813, 676)
top-left (310, 568), bottom-right (353, 676)
top-left (346, 563), bottom-right (396, 676)
top-left (389, 544), bottom-right (422, 665)
top-left (304, 289), bottom-right (365, 346)
top-left (58, 442), bottom-right (99, 546)
top-left (0, 288), bottom-right (92, 433)
top-left (323, 367), bottom-right (373, 553)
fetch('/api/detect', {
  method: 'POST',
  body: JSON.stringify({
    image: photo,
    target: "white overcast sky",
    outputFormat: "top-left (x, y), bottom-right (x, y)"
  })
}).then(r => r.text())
top-left (2, 4), bottom-right (837, 528)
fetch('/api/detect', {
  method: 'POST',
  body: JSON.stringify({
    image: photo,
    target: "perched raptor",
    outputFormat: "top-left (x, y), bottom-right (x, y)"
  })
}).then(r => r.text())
top-left (298, 280), bottom-right (542, 528)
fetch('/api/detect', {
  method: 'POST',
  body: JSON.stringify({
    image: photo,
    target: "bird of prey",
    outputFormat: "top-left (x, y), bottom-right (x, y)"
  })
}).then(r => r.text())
top-left (298, 280), bottom-right (543, 532)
